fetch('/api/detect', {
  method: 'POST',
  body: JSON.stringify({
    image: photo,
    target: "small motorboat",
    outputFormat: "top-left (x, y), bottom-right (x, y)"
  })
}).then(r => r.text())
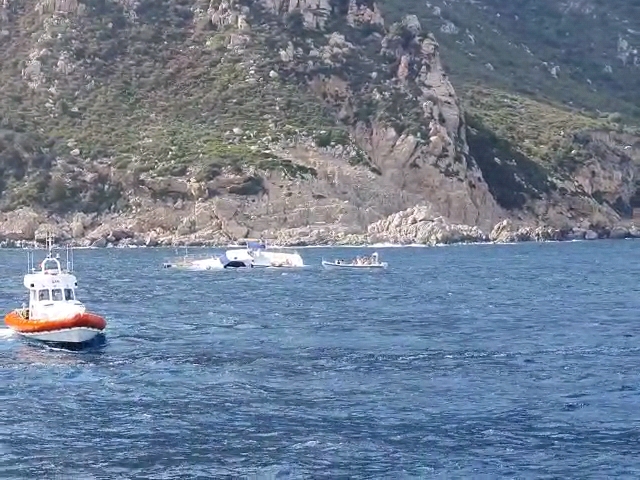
top-left (322, 252), bottom-right (388, 269)
top-left (4, 236), bottom-right (107, 344)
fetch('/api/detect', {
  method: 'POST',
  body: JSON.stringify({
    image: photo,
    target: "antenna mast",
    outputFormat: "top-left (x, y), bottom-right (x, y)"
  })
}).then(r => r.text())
top-left (45, 232), bottom-right (54, 258)
top-left (65, 244), bottom-right (74, 272)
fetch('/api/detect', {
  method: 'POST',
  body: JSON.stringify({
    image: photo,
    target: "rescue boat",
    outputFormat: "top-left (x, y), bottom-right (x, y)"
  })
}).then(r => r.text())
top-left (4, 238), bottom-right (107, 344)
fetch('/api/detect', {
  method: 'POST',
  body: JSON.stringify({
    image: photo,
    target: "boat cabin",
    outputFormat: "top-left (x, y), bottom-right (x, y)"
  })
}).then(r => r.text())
top-left (23, 256), bottom-right (81, 318)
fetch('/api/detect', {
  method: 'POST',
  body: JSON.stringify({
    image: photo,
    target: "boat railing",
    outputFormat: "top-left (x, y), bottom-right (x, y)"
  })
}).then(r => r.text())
top-left (41, 257), bottom-right (63, 275)
top-left (26, 232), bottom-right (74, 273)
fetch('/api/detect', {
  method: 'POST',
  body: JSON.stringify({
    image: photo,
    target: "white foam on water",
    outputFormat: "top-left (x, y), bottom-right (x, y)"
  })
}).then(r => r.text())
top-left (0, 328), bottom-right (15, 339)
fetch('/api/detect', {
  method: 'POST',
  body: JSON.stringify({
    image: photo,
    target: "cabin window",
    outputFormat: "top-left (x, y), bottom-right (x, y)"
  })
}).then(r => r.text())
top-left (52, 289), bottom-right (64, 301)
top-left (64, 289), bottom-right (74, 301)
top-left (38, 290), bottom-right (50, 301)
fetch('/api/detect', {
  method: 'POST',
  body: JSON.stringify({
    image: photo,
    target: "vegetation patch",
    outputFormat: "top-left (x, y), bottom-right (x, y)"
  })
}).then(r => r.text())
top-left (377, 0), bottom-right (640, 123)
top-left (466, 114), bottom-right (554, 209)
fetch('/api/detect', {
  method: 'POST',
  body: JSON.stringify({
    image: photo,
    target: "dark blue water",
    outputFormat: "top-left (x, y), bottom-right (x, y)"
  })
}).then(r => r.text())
top-left (1, 241), bottom-right (640, 478)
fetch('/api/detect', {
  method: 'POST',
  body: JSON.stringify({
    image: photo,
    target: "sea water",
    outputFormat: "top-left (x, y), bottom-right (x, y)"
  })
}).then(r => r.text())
top-left (1, 241), bottom-right (640, 477)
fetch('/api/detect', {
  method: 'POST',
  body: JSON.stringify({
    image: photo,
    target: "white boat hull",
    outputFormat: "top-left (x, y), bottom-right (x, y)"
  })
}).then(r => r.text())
top-left (164, 247), bottom-right (305, 270)
top-left (226, 248), bottom-right (304, 268)
top-left (18, 327), bottom-right (102, 343)
top-left (322, 260), bottom-right (388, 269)
top-left (163, 257), bottom-right (225, 270)
top-left (252, 251), bottom-right (304, 268)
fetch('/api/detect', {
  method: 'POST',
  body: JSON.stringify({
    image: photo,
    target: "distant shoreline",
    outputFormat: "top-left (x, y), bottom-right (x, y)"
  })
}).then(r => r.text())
top-left (0, 236), bottom-right (636, 251)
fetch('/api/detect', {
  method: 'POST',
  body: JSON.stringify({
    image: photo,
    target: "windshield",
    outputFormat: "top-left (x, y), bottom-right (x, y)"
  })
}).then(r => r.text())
top-left (38, 290), bottom-right (50, 301)
top-left (64, 289), bottom-right (75, 301)
top-left (52, 289), bottom-right (63, 301)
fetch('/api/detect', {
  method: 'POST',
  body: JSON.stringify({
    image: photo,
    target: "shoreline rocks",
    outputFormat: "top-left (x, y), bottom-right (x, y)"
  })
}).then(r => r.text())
top-left (489, 219), bottom-right (564, 243)
top-left (1, 205), bottom-right (640, 249)
top-left (367, 206), bottom-right (487, 245)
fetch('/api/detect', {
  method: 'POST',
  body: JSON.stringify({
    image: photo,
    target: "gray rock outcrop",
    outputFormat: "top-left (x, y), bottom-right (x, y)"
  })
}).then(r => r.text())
top-left (367, 206), bottom-right (488, 245)
top-left (489, 219), bottom-right (562, 243)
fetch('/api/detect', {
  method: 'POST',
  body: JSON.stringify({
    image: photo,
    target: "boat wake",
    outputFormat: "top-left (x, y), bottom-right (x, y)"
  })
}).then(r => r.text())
top-left (0, 328), bottom-right (15, 339)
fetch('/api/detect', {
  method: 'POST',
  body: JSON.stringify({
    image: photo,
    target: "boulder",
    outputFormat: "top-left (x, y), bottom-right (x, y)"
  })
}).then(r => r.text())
top-left (489, 219), bottom-right (517, 243)
top-left (490, 220), bottom-right (562, 243)
top-left (609, 226), bottom-right (629, 239)
top-left (530, 226), bottom-right (563, 242)
top-left (565, 228), bottom-right (586, 241)
top-left (91, 237), bottom-right (107, 248)
top-left (224, 220), bottom-right (249, 240)
top-left (71, 219), bottom-right (85, 238)
top-left (85, 224), bottom-right (112, 241)
top-left (145, 232), bottom-right (158, 247)
top-left (585, 230), bottom-right (598, 240)
top-left (629, 226), bottom-right (640, 238)
top-left (111, 228), bottom-right (134, 241)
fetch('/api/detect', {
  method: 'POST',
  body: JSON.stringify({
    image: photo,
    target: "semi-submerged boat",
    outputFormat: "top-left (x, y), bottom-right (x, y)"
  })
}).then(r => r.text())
top-left (321, 252), bottom-right (388, 269)
top-left (4, 238), bottom-right (107, 344)
top-left (163, 241), bottom-right (304, 270)
top-left (225, 241), bottom-right (304, 268)
top-left (162, 252), bottom-right (228, 270)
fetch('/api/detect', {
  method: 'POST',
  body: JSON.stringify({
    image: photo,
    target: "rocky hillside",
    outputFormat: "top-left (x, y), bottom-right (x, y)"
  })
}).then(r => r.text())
top-left (0, 0), bottom-right (640, 246)
top-left (378, 0), bottom-right (640, 236)
top-left (382, 0), bottom-right (640, 119)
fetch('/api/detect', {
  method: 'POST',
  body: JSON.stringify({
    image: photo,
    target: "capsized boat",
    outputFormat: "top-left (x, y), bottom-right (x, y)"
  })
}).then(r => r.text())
top-left (162, 241), bottom-right (304, 270)
top-left (162, 247), bottom-right (252, 270)
top-left (322, 252), bottom-right (388, 269)
top-left (162, 257), bottom-right (225, 270)
top-left (162, 251), bottom-right (226, 270)
top-left (4, 238), bottom-right (107, 344)
top-left (226, 241), bottom-right (304, 268)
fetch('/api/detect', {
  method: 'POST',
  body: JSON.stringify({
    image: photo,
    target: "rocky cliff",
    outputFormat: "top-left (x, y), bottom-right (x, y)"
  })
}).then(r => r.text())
top-left (0, 0), bottom-right (639, 247)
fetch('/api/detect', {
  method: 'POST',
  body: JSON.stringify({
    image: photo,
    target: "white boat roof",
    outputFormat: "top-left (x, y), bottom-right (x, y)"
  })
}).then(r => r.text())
top-left (23, 256), bottom-right (77, 290)
top-left (24, 271), bottom-right (77, 289)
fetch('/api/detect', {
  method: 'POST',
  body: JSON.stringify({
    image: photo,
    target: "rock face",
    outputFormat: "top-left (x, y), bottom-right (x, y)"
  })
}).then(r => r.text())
top-left (518, 131), bottom-right (640, 232)
top-left (349, 19), bottom-right (503, 230)
top-left (0, 209), bottom-right (44, 241)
